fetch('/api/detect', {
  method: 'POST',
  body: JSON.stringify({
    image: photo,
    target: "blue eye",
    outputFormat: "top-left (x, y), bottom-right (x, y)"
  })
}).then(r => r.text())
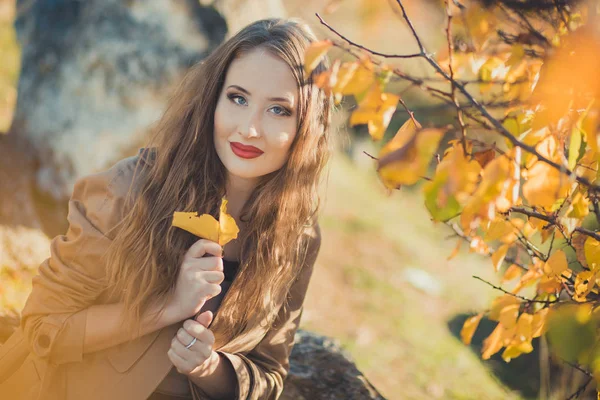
top-left (228, 94), bottom-right (247, 106)
top-left (270, 105), bottom-right (291, 116)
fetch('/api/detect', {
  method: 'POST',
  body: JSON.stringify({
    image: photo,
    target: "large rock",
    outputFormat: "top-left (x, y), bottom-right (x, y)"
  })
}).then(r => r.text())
top-left (11, 0), bottom-right (228, 202)
top-left (284, 330), bottom-right (387, 399)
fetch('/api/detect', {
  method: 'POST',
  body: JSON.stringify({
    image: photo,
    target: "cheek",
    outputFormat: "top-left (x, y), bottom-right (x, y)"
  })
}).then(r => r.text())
top-left (274, 132), bottom-right (293, 149)
top-left (266, 119), bottom-right (297, 149)
top-left (214, 96), bottom-right (238, 138)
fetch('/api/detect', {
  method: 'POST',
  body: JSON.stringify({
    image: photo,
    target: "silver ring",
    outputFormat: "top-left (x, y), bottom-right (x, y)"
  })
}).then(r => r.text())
top-left (185, 337), bottom-right (197, 349)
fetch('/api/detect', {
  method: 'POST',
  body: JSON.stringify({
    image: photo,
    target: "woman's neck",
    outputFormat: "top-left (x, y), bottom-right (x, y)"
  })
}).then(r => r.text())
top-left (225, 174), bottom-right (257, 221)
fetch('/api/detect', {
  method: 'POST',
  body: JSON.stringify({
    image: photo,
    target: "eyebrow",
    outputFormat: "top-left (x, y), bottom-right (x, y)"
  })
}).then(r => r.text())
top-left (227, 85), bottom-right (294, 105)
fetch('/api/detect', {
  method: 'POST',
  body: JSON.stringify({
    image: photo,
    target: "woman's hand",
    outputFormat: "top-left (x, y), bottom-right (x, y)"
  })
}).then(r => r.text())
top-left (166, 239), bottom-right (225, 321)
top-left (168, 310), bottom-right (218, 377)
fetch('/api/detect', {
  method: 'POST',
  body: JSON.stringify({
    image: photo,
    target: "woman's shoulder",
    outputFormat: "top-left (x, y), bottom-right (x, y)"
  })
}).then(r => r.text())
top-left (89, 147), bottom-right (156, 198)
top-left (301, 218), bottom-right (321, 262)
top-left (69, 147), bottom-right (156, 238)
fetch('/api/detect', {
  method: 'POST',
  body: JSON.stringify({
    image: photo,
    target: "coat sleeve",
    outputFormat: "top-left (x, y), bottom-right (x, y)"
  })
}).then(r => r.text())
top-left (19, 158), bottom-right (136, 365)
top-left (216, 223), bottom-right (321, 400)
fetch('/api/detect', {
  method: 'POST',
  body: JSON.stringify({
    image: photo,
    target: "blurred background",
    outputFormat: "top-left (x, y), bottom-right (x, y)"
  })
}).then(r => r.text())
top-left (0, 0), bottom-right (587, 399)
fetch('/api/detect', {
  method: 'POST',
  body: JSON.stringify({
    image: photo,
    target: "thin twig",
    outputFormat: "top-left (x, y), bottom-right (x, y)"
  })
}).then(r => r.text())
top-left (444, 0), bottom-right (468, 157)
top-left (566, 377), bottom-right (592, 400)
top-left (317, 4), bottom-right (600, 192)
top-left (315, 13), bottom-right (422, 59)
top-left (472, 276), bottom-right (559, 304)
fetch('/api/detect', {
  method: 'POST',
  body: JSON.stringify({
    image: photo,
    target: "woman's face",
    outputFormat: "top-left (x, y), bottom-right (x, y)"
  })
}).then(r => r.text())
top-left (214, 47), bottom-right (299, 183)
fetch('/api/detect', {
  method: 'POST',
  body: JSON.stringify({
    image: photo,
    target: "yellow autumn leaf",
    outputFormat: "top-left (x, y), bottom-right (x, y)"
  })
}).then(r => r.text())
top-left (530, 27), bottom-right (600, 127)
top-left (172, 212), bottom-right (220, 243)
top-left (522, 160), bottom-right (571, 210)
top-left (489, 294), bottom-right (520, 321)
top-left (537, 275), bottom-right (563, 294)
top-left (574, 270), bottom-right (597, 302)
top-left (349, 84), bottom-right (399, 141)
top-left (461, 313), bottom-right (483, 345)
top-left (584, 236), bottom-right (600, 271)
top-left (218, 198), bottom-right (240, 246)
top-left (492, 244), bottom-right (510, 272)
top-left (543, 250), bottom-right (568, 277)
top-left (501, 313), bottom-right (534, 362)
top-left (304, 40), bottom-right (333, 75)
top-left (340, 58), bottom-right (375, 95)
top-left (566, 191), bottom-right (590, 219)
top-left (436, 141), bottom-right (482, 204)
top-left (502, 264), bottom-right (523, 283)
top-left (172, 198), bottom-right (239, 246)
top-left (513, 261), bottom-right (544, 294)
top-left (506, 44), bottom-right (525, 68)
top-left (377, 128), bottom-right (444, 188)
top-left (313, 59), bottom-right (340, 95)
top-left (498, 304), bottom-right (520, 329)
top-left (482, 323), bottom-right (504, 360)
top-left (532, 308), bottom-right (549, 338)
top-left (332, 62), bottom-right (358, 94)
top-left (461, 154), bottom-right (513, 231)
top-left (482, 323), bottom-right (516, 360)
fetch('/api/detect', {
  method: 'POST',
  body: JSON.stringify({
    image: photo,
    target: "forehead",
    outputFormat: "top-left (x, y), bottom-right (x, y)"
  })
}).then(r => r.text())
top-left (225, 48), bottom-right (298, 100)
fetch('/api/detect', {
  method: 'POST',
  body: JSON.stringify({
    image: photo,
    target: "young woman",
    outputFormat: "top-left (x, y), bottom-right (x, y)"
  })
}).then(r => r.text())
top-left (0, 18), bottom-right (332, 400)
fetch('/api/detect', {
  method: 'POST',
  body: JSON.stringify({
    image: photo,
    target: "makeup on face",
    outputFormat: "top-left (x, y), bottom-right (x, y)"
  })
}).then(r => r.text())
top-left (229, 141), bottom-right (264, 159)
top-left (213, 48), bottom-right (299, 182)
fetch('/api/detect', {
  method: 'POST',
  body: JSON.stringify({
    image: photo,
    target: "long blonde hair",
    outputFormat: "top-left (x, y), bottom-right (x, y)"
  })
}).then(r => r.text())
top-left (103, 18), bottom-right (333, 346)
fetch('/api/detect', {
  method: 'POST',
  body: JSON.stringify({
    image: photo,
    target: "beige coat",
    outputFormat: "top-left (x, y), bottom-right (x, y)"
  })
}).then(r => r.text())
top-left (0, 148), bottom-right (321, 400)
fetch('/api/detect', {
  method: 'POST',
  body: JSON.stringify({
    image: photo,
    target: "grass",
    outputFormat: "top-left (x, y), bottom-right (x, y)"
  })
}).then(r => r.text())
top-left (300, 151), bottom-right (526, 399)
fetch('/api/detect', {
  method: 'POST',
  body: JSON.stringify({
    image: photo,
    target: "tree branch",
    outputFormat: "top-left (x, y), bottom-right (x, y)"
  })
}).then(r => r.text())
top-left (472, 275), bottom-right (559, 304)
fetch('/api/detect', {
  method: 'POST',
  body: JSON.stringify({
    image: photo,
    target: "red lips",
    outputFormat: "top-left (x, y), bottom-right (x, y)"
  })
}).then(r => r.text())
top-left (230, 142), bottom-right (264, 159)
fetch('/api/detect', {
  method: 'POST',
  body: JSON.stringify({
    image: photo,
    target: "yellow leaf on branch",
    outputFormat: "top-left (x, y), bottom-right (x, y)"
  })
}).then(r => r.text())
top-left (502, 264), bottom-right (522, 283)
top-left (340, 58), bottom-right (375, 96)
top-left (304, 40), bottom-right (333, 75)
top-left (482, 322), bottom-right (516, 360)
top-left (574, 270), bottom-right (598, 302)
top-left (485, 218), bottom-right (514, 242)
top-left (461, 152), bottom-right (519, 233)
top-left (513, 260), bottom-right (544, 294)
top-left (172, 198), bottom-right (240, 246)
top-left (501, 313), bottom-right (534, 362)
top-left (423, 141), bottom-right (481, 221)
top-left (566, 191), bottom-right (590, 219)
top-left (482, 323), bottom-right (504, 360)
top-left (522, 160), bottom-right (571, 210)
top-left (349, 83), bottom-right (399, 141)
top-left (543, 250), bottom-right (568, 278)
top-left (531, 308), bottom-right (549, 338)
top-left (460, 313), bottom-right (483, 345)
top-left (584, 236), bottom-right (600, 271)
top-left (530, 27), bottom-right (600, 128)
top-left (492, 244), bottom-right (510, 272)
top-left (489, 294), bottom-right (520, 322)
top-left (377, 121), bottom-right (444, 189)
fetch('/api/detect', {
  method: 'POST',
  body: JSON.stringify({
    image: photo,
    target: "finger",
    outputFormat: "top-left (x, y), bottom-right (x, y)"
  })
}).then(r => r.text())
top-left (171, 335), bottom-right (191, 358)
top-left (175, 327), bottom-right (196, 347)
top-left (202, 270), bottom-right (225, 283)
top-left (189, 257), bottom-right (223, 272)
top-left (167, 348), bottom-right (191, 374)
top-left (183, 320), bottom-right (216, 346)
top-left (186, 239), bottom-right (223, 259)
top-left (171, 333), bottom-right (212, 360)
top-left (195, 310), bottom-right (213, 328)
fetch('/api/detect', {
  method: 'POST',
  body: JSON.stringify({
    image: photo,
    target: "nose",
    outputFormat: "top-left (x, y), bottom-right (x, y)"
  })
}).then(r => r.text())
top-left (239, 109), bottom-right (261, 139)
